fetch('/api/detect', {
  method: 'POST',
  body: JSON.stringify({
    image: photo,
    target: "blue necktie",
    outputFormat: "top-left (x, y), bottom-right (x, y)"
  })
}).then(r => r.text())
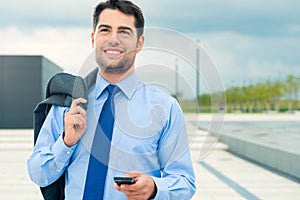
top-left (83, 85), bottom-right (116, 199)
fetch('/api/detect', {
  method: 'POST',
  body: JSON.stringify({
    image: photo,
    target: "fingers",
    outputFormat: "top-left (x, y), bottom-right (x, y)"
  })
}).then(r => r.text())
top-left (63, 98), bottom-right (87, 147)
top-left (115, 172), bottom-right (156, 200)
top-left (71, 98), bottom-right (87, 106)
top-left (69, 113), bottom-right (86, 129)
top-left (67, 98), bottom-right (87, 126)
top-left (120, 172), bottom-right (142, 191)
top-left (70, 98), bottom-right (87, 115)
top-left (65, 101), bottom-right (87, 128)
top-left (125, 172), bottom-right (142, 178)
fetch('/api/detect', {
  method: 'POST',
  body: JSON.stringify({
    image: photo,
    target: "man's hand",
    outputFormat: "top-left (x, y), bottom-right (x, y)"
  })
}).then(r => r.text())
top-left (64, 98), bottom-right (87, 147)
top-left (114, 172), bottom-right (157, 200)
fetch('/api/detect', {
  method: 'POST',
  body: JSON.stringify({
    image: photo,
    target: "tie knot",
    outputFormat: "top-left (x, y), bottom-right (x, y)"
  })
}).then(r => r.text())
top-left (107, 85), bottom-right (116, 95)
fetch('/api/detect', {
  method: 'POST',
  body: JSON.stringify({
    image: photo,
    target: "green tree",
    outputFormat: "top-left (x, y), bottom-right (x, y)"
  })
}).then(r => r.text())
top-left (270, 79), bottom-right (285, 112)
top-left (286, 74), bottom-right (299, 111)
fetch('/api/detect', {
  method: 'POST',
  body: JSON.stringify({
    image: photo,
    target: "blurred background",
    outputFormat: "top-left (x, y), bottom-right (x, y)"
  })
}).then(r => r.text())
top-left (0, 0), bottom-right (300, 199)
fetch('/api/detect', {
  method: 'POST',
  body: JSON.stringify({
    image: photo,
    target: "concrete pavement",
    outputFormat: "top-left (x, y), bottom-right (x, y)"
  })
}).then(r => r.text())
top-left (186, 114), bottom-right (300, 200)
top-left (1, 114), bottom-right (300, 199)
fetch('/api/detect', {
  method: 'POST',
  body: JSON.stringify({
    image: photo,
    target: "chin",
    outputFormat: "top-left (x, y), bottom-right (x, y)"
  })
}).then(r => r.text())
top-left (103, 65), bottom-right (131, 75)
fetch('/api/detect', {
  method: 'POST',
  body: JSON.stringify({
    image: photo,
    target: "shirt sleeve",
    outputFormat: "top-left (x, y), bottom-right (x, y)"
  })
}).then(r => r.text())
top-left (151, 100), bottom-right (196, 199)
top-left (27, 105), bottom-right (77, 187)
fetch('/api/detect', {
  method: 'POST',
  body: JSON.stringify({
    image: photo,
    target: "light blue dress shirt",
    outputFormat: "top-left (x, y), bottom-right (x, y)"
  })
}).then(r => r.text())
top-left (27, 71), bottom-right (196, 199)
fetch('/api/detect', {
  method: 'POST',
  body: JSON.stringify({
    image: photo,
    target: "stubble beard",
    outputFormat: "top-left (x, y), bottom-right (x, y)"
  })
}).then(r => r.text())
top-left (96, 49), bottom-right (136, 75)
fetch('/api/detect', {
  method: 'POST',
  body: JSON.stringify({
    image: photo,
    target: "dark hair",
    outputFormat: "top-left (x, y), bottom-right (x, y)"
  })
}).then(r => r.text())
top-left (93, 0), bottom-right (145, 38)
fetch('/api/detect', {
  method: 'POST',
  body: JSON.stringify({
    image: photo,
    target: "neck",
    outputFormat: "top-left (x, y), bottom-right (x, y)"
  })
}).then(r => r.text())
top-left (100, 67), bottom-right (134, 84)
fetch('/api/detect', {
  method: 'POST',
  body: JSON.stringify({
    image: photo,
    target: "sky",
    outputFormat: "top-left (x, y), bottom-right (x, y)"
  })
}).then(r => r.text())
top-left (1, 0), bottom-right (300, 96)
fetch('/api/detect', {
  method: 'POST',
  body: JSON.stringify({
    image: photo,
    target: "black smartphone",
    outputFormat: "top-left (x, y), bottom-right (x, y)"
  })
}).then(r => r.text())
top-left (114, 177), bottom-right (136, 186)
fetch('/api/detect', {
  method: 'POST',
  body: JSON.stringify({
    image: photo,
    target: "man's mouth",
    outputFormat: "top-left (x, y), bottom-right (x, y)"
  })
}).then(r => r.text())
top-left (103, 48), bottom-right (125, 56)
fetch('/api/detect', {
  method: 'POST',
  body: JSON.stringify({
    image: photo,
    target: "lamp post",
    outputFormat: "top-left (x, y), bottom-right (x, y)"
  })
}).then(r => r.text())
top-left (196, 40), bottom-right (200, 112)
top-left (175, 57), bottom-right (179, 98)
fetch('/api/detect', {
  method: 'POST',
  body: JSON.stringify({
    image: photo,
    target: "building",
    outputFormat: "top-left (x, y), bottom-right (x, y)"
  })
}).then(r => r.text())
top-left (0, 55), bottom-right (63, 129)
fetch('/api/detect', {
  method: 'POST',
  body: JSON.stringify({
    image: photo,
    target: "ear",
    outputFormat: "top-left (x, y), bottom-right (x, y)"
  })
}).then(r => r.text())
top-left (136, 35), bottom-right (144, 53)
top-left (91, 32), bottom-right (95, 48)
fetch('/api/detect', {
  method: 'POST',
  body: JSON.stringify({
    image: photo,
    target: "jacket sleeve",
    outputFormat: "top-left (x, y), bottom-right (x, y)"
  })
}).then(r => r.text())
top-left (27, 105), bottom-right (77, 187)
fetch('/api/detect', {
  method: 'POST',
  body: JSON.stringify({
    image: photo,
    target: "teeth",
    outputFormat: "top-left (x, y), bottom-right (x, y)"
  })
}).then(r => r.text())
top-left (106, 50), bottom-right (121, 55)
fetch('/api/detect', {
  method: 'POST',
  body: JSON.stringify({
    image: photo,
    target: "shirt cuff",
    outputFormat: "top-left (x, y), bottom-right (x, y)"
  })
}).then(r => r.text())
top-left (53, 133), bottom-right (77, 165)
top-left (151, 176), bottom-right (169, 200)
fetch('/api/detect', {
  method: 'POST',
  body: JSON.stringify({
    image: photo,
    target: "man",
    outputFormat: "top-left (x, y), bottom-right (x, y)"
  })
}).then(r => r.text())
top-left (27, 0), bottom-right (196, 199)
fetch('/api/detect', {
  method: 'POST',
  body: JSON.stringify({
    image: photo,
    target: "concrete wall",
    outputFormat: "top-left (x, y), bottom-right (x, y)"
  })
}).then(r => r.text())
top-left (218, 134), bottom-right (300, 180)
top-left (0, 55), bottom-right (63, 128)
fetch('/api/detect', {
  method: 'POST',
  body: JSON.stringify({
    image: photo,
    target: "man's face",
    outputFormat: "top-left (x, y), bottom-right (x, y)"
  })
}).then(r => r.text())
top-left (92, 9), bottom-right (144, 75)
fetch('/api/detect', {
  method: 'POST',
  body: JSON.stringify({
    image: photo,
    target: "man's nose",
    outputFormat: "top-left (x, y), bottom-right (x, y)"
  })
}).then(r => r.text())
top-left (107, 32), bottom-right (120, 46)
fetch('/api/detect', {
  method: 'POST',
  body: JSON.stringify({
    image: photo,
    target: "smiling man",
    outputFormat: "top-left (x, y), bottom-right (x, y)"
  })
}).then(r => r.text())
top-left (27, 0), bottom-right (196, 199)
top-left (93, 9), bottom-right (142, 79)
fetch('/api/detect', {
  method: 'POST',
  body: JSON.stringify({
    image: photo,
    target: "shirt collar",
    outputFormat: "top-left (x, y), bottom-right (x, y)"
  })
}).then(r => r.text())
top-left (95, 70), bottom-right (142, 100)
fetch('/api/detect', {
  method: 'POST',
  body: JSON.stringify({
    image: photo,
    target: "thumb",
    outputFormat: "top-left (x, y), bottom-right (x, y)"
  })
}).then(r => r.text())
top-left (125, 171), bottom-right (143, 178)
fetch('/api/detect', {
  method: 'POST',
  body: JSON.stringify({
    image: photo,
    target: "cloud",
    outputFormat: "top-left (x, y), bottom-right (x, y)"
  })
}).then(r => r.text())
top-left (0, 26), bottom-right (92, 73)
top-left (140, 0), bottom-right (300, 36)
top-left (0, 0), bottom-right (97, 28)
top-left (0, 0), bottom-right (299, 94)
top-left (2, 0), bottom-right (299, 36)
top-left (194, 31), bottom-right (300, 86)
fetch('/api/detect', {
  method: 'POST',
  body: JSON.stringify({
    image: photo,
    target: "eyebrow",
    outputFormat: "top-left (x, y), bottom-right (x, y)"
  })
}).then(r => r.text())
top-left (98, 24), bottom-right (133, 34)
top-left (119, 26), bottom-right (133, 34)
top-left (98, 24), bottom-right (111, 30)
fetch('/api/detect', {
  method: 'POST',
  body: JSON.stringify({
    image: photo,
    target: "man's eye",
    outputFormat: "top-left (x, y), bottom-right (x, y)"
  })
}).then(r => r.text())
top-left (100, 28), bottom-right (109, 33)
top-left (120, 30), bottom-right (130, 35)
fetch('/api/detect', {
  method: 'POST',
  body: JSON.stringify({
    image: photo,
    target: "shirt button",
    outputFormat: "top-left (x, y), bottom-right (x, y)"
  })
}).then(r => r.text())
top-left (67, 151), bottom-right (71, 155)
top-left (57, 169), bottom-right (60, 173)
